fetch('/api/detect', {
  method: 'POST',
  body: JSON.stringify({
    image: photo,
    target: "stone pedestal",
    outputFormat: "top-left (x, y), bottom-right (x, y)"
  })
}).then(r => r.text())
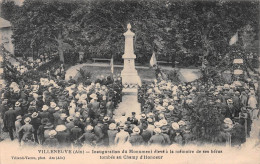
top-left (121, 23), bottom-right (141, 86)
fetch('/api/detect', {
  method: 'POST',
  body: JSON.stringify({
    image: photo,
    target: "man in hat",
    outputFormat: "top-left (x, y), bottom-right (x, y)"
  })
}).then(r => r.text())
top-left (39, 105), bottom-right (51, 120)
top-left (65, 116), bottom-right (75, 130)
top-left (127, 112), bottom-right (138, 125)
top-left (21, 99), bottom-right (29, 115)
top-left (31, 112), bottom-right (41, 143)
top-left (124, 121), bottom-right (133, 134)
top-left (141, 123), bottom-right (152, 145)
top-left (55, 125), bottom-right (70, 147)
top-left (53, 107), bottom-right (62, 125)
top-left (117, 112), bottom-right (127, 124)
top-left (106, 97), bottom-right (114, 118)
top-left (0, 99), bottom-right (9, 119)
top-left (169, 122), bottom-right (180, 143)
top-left (18, 117), bottom-right (35, 145)
top-left (43, 122), bottom-right (54, 142)
top-left (70, 121), bottom-right (83, 147)
top-left (0, 99), bottom-right (9, 133)
top-left (115, 123), bottom-right (130, 146)
top-left (78, 125), bottom-right (97, 146)
top-left (182, 125), bottom-right (193, 145)
top-left (239, 107), bottom-right (252, 137)
top-left (68, 76), bottom-right (76, 85)
top-left (148, 128), bottom-right (165, 146)
top-left (129, 127), bottom-right (144, 146)
top-left (37, 118), bottom-right (49, 145)
top-left (57, 113), bottom-right (67, 126)
top-left (174, 129), bottom-right (183, 145)
top-left (15, 115), bottom-right (23, 139)
top-left (4, 107), bottom-right (16, 140)
top-left (88, 95), bottom-right (100, 119)
top-left (100, 95), bottom-right (107, 116)
top-left (14, 101), bottom-right (22, 117)
top-left (161, 126), bottom-right (171, 146)
top-left (94, 121), bottom-right (105, 146)
top-left (225, 99), bottom-right (235, 119)
top-left (43, 130), bottom-right (59, 147)
top-left (231, 117), bottom-right (246, 147)
top-left (107, 123), bottom-right (118, 146)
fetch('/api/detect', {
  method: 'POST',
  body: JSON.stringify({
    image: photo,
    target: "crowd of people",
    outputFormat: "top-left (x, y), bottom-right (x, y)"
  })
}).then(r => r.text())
top-left (0, 55), bottom-right (125, 147)
top-left (0, 48), bottom-right (259, 148)
top-left (138, 70), bottom-right (259, 146)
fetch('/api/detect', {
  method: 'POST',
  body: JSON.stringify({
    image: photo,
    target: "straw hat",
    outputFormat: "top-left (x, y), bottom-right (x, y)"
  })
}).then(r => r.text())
top-left (55, 125), bottom-right (67, 132)
top-left (154, 122), bottom-right (162, 128)
top-left (173, 96), bottom-right (179, 101)
top-left (49, 130), bottom-right (57, 137)
top-left (224, 84), bottom-right (229, 89)
top-left (224, 118), bottom-right (233, 125)
top-left (168, 105), bottom-right (174, 111)
top-left (85, 125), bottom-right (93, 131)
top-left (24, 117), bottom-right (31, 123)
top-left (147, 112), bottom-right (154, 117)
top-left (75, 112), bottom-right (80, 118)
top-left (31, 112), bottom-right (38, 118)
top-left (154, 128), bottom-right (161, 134)
top-left (16, 115), bottom-right (22, 120)
top-left (60, 113), bottom-right (67, 118)
top-left (103, 116), bottom-right (110, 122)
top-left (146, 119), bottom-right (153, 125)
top-left (50, 102), bottom-right (56, 108)
top-left (171, 122), bottom-right (180, 130)
top-left (178, 120), bottom-right (186, 126)
top-left (55, 107), bottom-right (60, 111)
top-left (66, 116), bottom-right (74, 122)
top-left (227, 99), bottom-right (233, 103)
top-left (163, 102), bottom-right (168, 107)
top-left (132, 127), bottom-right (140, 134)
top-left (159, 119), bottom-right (168, 126)
top-left (141, 114), bottom-right (146, 119)
top-left (109, 123), bottom-right (117, 130)
top-left (15, 101), bottom-right (21, 107)
top-left (42, 105), bottom-right (49, 111)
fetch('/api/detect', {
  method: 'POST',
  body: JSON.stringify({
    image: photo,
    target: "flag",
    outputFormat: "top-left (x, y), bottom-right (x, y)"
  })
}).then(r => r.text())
top-left (110, 56), bottom-right (114, 74)
top-left (150, 51), bottom-right (157, 67)
top-left (229, 32), bottom-right (238, 45)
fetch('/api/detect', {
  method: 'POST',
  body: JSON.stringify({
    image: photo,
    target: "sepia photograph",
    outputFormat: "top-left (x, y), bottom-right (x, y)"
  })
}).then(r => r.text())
top-left (0, 0), bottom-right (259, 163)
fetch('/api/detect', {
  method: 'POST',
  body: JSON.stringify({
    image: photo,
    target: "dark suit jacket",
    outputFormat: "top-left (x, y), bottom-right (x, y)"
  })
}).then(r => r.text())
top-left (4, 109), bottom-right (16, 128)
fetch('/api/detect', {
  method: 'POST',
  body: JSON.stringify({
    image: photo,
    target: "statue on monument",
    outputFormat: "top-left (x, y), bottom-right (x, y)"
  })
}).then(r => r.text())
top-left (121, 23), bottom-right (141, 87)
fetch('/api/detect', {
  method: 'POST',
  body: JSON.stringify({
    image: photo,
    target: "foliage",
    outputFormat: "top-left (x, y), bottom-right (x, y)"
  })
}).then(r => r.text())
top-left (190, 94), bottom-right (224, 143)
top-left (77, 68), bottom-right (92, 82)
top-left (10, 0), bottom-right (82, 62)
top-left (0, 1), bottom-right (19, 21)
top-left (167, 69), bottom-right (180, 84)
top-left (1, 0), bottom-right (259, 65)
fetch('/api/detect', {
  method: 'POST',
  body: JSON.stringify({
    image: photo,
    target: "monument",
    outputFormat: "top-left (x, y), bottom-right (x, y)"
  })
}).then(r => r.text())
top-left (121, 23), bottom-right (141, 86)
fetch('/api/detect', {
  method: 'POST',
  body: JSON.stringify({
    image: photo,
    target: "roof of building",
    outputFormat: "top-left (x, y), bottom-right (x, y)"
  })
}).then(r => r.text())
top-left (0, 17), bottom-right (11, 28)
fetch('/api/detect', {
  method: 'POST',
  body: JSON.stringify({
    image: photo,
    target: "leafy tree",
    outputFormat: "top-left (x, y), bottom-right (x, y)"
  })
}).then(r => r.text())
top-left (5, 0), bottom-right (259, 66)
top-left (0, 1), bottom-right (19, 21)
top-left (11, 0), bottom-right (81, 62)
